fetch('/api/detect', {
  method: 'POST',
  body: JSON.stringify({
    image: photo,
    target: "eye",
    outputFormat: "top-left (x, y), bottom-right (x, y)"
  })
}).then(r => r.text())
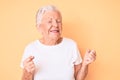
top-left (48, 20), bottom-right (52, 23)
top-left (56, 20), bottom-right (61, 23)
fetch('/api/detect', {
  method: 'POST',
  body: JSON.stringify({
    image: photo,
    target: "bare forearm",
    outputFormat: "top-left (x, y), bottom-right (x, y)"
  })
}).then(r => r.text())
top-left (76, 64), bottom-right (88, 80)
top-left (22, 69), bottom-right (34, 80)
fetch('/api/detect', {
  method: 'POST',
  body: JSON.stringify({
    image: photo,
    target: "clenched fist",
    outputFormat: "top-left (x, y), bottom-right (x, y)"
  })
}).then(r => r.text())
top-left (83, 49), bottom-right (96, 66)
top-left (23, 56), bottom-right (35, 73)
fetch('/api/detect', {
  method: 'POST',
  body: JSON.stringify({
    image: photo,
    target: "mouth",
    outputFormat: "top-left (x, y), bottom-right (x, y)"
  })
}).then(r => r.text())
top-left (50, 30), bottom-right (60, 33)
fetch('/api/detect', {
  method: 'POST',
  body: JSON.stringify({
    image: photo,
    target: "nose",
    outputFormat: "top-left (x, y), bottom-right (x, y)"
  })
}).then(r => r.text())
top-left (52, 20), bottom-right (58, 27)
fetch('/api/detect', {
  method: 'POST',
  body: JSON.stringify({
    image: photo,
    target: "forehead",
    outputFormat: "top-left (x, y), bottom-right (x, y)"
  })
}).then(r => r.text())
top-left (42, 10), bottom-right (62, 19)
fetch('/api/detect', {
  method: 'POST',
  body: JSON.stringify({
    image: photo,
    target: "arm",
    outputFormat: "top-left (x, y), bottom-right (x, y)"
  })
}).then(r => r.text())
top-left (75, 49), bottom-right (96, 80)
top-left (75, 63), bottom-right (88, 80)
top-left (21, 56), bottom-right (35, 80)
top-left (22, 69), bottom-right (34, 80)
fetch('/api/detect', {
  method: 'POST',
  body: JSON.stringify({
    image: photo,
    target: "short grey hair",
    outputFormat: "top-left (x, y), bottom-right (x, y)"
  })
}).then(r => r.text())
top-left (36, 5), bottom-right (61, 26)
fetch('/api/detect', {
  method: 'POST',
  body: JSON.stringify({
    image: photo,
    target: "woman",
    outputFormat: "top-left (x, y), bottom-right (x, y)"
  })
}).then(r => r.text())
top-left (21, 5), bottom-right (96, 80)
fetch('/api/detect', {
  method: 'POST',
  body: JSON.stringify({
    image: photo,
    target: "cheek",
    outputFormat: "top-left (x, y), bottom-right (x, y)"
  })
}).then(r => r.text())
top-left (41, 24), bottom-right (51, 33)
top-left (44, 25), bottom-right (52, 32)
top-left (59, 24), bottom-right (62, 30)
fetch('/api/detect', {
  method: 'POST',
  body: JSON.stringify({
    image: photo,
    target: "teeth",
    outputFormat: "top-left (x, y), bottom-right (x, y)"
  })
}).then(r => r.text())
top-left (51, 30), bottom-right (59, 32)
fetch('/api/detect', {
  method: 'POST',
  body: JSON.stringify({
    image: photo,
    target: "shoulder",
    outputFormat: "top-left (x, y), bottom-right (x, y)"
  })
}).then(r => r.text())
top-left (24, 40), bottom-right (39, 50)
top-left (63, 37), bottom-right (77, 45)
top-left (62, 37), bottom-right (78, 47)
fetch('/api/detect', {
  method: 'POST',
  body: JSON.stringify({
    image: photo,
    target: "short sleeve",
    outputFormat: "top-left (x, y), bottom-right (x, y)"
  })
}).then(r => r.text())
top-left (20, 45), bottom-right (33, 68)
top-left (72, 43), bottom-right (82, 65)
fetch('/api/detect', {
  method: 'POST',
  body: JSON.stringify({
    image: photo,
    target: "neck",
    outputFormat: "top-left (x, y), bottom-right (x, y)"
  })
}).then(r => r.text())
top-left (39, 37), bottom-right (62, 46)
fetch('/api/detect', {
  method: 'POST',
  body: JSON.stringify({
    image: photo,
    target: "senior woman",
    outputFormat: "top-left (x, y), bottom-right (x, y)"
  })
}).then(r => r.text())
top-left (21, 5), bottom-right (96, 80)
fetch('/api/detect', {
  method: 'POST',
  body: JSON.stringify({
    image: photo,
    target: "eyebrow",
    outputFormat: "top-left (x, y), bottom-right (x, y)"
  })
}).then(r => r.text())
top-left (48, 17), bottom-right (61, 21)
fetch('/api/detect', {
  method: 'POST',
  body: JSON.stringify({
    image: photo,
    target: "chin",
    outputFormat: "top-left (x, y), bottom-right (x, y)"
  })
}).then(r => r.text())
top-left (50, 35), bottom-right (61, 40)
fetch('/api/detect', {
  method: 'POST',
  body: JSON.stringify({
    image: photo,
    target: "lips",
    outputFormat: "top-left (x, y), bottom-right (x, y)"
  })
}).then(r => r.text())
top-left (50, 30), bottom-right (59, 33)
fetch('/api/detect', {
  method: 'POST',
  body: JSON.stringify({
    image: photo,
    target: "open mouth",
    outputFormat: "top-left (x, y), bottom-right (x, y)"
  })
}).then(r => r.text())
top-left (50, 30), bottom-right (60, 33)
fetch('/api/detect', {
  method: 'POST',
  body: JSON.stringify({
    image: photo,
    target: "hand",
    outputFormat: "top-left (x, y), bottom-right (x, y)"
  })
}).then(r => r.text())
top-left (83, 49), bottom-right (96, 66)
top-left (23, 56), bottom-right (35, 73)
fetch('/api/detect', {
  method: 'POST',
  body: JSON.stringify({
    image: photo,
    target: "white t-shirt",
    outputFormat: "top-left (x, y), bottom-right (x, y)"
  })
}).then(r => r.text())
top-left (21, 38), bottom-right (82, 80)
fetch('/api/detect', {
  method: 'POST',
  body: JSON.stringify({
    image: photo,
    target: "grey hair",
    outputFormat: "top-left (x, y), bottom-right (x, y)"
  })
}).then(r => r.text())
top-left (36, 5), bottom-right (61, 26)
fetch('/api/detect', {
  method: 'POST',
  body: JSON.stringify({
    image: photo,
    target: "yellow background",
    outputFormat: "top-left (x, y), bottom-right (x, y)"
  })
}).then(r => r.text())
top-left (0, 0), bottom-right (120, 80)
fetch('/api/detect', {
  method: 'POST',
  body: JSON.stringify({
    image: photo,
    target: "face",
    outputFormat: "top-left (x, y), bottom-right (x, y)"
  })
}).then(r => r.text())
top-left (38, 10), bottom-right (62, 40)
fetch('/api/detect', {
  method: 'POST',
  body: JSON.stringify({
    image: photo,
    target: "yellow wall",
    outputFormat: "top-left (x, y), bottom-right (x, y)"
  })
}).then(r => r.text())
top-left (0, 0), bottom-right (120, 80)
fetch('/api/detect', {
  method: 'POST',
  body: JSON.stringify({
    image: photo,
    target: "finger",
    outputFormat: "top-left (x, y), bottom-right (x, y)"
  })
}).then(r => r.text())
top-left (25, 63), bottom-right (35, 72)
top-left (90, 50), bottom-right (96, 56)
top-left (23, 57), bottom-right (34, 67)
top-left (28, 64), bottom-right (35, 69)
top-left (29, 56), bottom-right (34, 61)
top-left (90, 55), bottom-right (96, 61)
top-left (28, 64), bottom-right (35, 73)
top-left (30, 67), bottom-right (35, 73)
top-left (90, 52), bottom-right (96, 58)
top-left (26, 56), bottom-right (35, 62)
top-left (85, 49), bottom-right (91, 56)
top-left (91, 50), bottom-right (96, 54)
top-left (28, 61), bottom-right (35, 66)
top-left (86, 49), bottom-right (91, 53)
